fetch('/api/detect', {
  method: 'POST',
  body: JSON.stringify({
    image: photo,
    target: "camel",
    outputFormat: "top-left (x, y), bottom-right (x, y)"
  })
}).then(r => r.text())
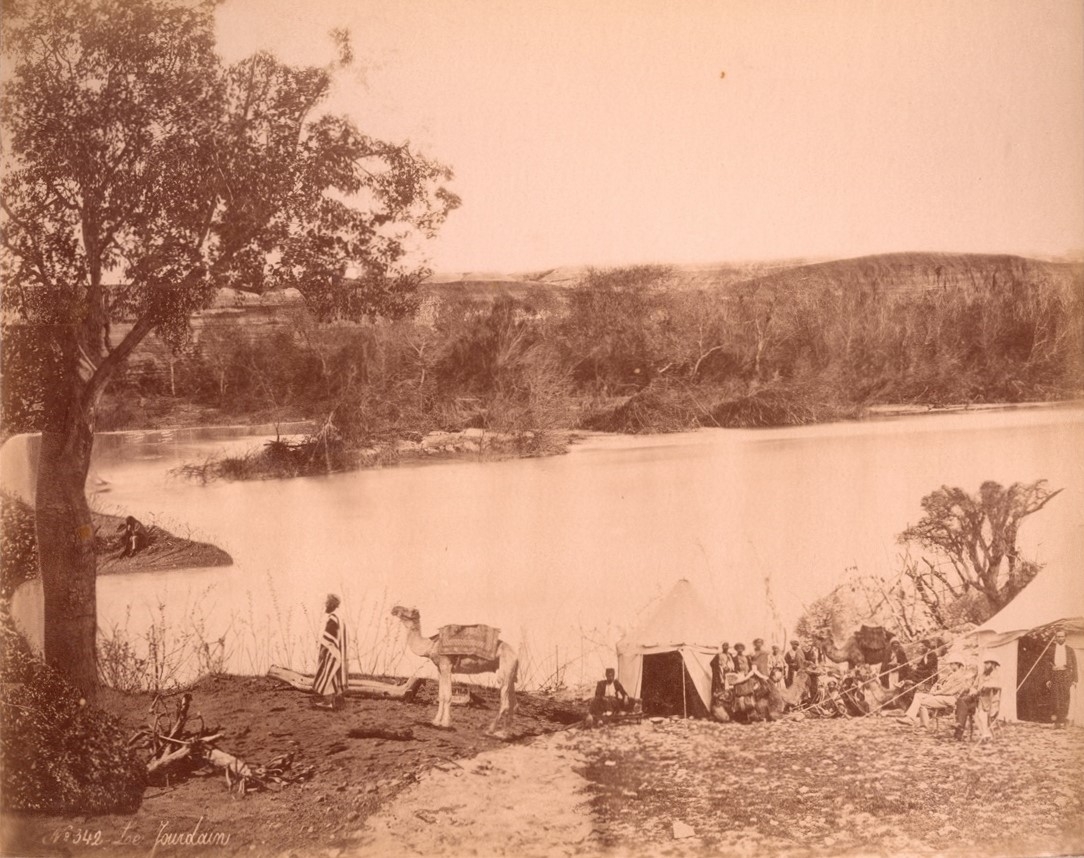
top-left (714, 670), bottom-right (812, 722)
top-left (839, 664), bottom-right (906, 715)
top-left (391, 606), bottom-right (518, 734)
top-left (777, 669), bottom-right (812, 710)
top-left (813, 625), bottom-right (898, 670)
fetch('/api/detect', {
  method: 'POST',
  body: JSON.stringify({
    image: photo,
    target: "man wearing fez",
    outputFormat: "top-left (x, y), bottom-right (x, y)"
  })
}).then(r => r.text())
top-left (710, 643), bottom-right (735, 720)
top-left (784, 639), bottom-right (804, 687)
top-left (1044, 627), bottom-right (1078, 728)
top-left (712, 642), bottom-right (736, 693)
top-left (768, 644), bottom-right (786, 679)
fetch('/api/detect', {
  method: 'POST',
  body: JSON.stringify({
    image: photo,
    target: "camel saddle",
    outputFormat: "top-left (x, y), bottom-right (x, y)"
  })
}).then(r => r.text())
top-left (856, 625), bottom-right (892, 655)
top-left (433, 624), bottom-right (501, 659)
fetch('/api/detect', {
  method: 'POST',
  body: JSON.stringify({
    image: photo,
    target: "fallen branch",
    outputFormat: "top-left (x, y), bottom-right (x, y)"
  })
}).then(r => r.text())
top-left (146, 745), bottom-right (190, 776)
top-left (131, 694), bottom-right (311, 796)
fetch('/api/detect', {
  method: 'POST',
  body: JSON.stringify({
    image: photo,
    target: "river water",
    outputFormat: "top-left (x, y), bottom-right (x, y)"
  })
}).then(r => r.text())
top-left (4, 407), bottom-right (1082, 690)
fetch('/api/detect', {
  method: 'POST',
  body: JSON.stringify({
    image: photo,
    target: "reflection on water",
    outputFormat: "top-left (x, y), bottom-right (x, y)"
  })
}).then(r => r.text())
top-left (5, 408), bottom-right (1083, 690)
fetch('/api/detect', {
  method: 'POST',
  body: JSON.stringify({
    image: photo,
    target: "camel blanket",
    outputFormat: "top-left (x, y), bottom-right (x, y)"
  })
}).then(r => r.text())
top-left (857, 625), bottom-right (891, 657)
top-left (433, 624), bottom-right (501, 659)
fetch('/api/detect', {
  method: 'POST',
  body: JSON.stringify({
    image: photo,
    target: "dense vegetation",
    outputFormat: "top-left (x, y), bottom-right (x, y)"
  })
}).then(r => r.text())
top-left (4, 255), bottom-right (1082, 447)
top-left (1, 615), bottom-right (146, 814)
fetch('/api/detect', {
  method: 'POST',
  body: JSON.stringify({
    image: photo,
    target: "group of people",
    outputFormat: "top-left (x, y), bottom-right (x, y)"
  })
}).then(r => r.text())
top-left (711, 637), bottom-right (839, 722)
top-left (897, 653), bottom-right (1001, 742)
top-left (899, 626), bottom-right (1079, 740)
top-left (307, 596), bottom-right (1078, 737)
top-left (592, 628), bottom-right (1078, 733)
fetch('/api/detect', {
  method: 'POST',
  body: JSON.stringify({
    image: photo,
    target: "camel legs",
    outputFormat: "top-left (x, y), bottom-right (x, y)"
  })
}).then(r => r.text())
top-left (487, 662), bottom-right (518, 735)
top-left (434, 660), bottom-right (453, 728)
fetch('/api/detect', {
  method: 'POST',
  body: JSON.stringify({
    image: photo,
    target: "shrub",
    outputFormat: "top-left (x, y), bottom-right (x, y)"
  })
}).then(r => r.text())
top-left (711, 384), bottom-right (858, 428)
top-left (579, 380), bottom-right (705, 434)
top-left (1, 491), bottom-right (38, 600)
top-left (0, 617), bottom-right (146, 814)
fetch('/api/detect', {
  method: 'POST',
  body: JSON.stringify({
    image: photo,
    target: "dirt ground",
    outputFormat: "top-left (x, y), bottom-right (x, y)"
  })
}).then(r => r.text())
top-left (355, 712), bottom-right (1084, 858)
top-left (0, 675), bottom-right (581, 858)
top-left (3, 676), bottom-right (1082, 858)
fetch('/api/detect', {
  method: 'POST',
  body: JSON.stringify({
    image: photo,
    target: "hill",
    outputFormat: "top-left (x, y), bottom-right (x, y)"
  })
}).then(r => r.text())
top-left (6, 250), bottom-right (1078, 439)
top-left (420, 252), bottom-right (1083, 303)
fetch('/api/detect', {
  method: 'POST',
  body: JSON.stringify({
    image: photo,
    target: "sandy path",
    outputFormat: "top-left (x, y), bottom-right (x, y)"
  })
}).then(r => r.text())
top-left (342, 716), bottom-right (1084, 858)
top-left (348, 731), bottom-right (596, 857)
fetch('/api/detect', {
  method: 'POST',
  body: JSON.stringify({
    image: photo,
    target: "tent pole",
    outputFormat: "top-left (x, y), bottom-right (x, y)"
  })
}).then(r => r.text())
top-left (1016, 635), bottom-right (1055, 692)
top-left (681, 652), bottom-right (687, 719)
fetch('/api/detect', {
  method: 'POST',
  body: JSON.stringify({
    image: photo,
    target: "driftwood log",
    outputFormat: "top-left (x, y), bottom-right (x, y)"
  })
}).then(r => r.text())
top-left (346, 727), bottom-right (415, 741)
top-left (267, 665), bottom-right (424, 701)
top-left (131, 693), bottom-right (313, 796)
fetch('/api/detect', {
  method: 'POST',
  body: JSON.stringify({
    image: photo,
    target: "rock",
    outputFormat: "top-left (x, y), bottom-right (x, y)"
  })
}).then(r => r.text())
top-left (673, 821), bottom-right (696, 839)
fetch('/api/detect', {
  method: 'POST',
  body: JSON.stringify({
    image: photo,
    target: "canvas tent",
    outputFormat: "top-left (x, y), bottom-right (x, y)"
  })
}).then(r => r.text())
top-left (616, 579), bottom-right (721, 718)
top-left (970, 565), bottom-right (1084, 724)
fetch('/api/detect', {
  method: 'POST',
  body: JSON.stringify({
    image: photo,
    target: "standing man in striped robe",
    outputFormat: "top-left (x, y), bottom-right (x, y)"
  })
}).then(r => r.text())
top-left (313, 594), bottom-right (348, 710)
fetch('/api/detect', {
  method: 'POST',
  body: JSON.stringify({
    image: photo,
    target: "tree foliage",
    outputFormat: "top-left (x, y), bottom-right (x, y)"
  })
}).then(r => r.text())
top-left (0, 0), bottom-right (458, 692)
top-left (898, 480), bottom-right (1061, 616)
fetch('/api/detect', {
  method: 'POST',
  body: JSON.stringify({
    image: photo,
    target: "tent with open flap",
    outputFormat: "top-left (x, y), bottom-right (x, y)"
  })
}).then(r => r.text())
top-left (616, 579), bottom-right (721, 718)
top-left (969, 564), bottom-right (1084, 723)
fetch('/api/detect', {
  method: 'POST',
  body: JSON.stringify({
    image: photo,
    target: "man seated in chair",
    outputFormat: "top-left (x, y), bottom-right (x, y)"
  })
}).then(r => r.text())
top-left (588, 668), bottom-right (631, 724)
top-left (954, 655), bottom-right (1001, 743)
top-left (897, 656), bottom-right (973, 730)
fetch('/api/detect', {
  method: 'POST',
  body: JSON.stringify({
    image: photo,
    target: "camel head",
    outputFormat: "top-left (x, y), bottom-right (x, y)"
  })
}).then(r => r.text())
top-left (391, 605), bottom-right (420, 627)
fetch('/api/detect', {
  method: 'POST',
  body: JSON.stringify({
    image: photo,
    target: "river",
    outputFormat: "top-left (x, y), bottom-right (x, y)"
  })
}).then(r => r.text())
top-left (4, 407), bottom-right (1082, 690)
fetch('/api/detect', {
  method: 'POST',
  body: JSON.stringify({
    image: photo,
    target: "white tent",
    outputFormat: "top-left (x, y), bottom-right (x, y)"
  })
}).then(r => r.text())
top-left (970, 565), bottom-right (1084, 723)
top-left (616, 579), bottom-right (721, 717)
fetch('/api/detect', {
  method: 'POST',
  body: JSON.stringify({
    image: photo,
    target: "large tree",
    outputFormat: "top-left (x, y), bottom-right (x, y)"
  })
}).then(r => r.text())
top-left (1, 0), bottom-right (458, 695)
top-left (898, 480), bottom-right (1061, 619)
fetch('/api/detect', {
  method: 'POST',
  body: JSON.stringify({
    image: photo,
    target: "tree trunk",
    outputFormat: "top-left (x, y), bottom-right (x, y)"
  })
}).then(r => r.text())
top-left (36, 375), bottom-right (99, 699)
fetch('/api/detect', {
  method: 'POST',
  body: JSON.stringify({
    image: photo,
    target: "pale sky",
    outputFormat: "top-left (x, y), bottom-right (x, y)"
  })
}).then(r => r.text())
top-left (215, 0), bottom-right (1084, 274)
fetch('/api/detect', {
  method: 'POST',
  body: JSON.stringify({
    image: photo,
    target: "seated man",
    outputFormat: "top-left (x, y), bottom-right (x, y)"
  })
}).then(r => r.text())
top-left (897, 656), bottom-right (973, 729)
top-left (588, 668), bottom-right (630, 724)
top-left (116, 515), bottom-right (149, 558)
top-left (910, 638), bottom-right (940, 687)
top-left (954, 655), bottom-right (1001, 743)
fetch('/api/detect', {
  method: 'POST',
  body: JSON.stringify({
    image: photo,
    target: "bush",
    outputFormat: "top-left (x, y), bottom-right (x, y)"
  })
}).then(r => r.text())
top-left (0, 617), bottom-right (146, 814)
top-left (711, 384), bottom-right (858, 428)
top-left (1, 491), bottom-right (38, 600)
top-left (579, 380), bottom-right (705, 434)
